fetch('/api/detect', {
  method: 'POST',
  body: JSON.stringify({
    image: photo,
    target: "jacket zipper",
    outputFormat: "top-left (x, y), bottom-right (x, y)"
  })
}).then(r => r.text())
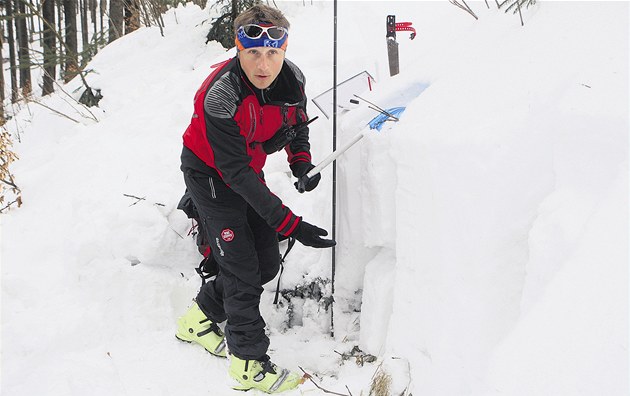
top-left (281, 106), bottom-right (289, 125)
top-left (209, 177), bottom-right (216, 199)
top-left (247, 103), bottom-right (256, 142)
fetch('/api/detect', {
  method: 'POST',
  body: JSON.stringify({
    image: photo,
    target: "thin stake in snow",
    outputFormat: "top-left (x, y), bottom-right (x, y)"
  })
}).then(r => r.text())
top-left (331, 0), bottom-right (338, 339)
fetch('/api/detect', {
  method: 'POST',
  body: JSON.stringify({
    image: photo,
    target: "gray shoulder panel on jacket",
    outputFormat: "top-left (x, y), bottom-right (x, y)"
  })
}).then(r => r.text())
top-left (285, 59), bottom-right (305, 86)
top-left (204, 72), bottom-right (240, 119)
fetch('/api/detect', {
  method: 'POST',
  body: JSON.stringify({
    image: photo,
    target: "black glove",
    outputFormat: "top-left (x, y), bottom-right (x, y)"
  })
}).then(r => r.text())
top-left (263, 116), bottom-right (319, 154)
top-left (262, 124), bottom-right (297, 154)
top-left (291, 219), bottom-right (336, 248)
top-left (291, 162), bottom-right (320, 193)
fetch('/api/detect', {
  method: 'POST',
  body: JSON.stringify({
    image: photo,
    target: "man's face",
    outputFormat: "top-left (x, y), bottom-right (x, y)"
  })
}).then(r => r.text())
top-left (238, 47), bottom-right (285, 89)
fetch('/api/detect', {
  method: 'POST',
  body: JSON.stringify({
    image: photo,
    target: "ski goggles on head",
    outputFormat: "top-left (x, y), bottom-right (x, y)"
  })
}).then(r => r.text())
top-left (235, 24), bottom-right (289, 51)
top-left (240, 24), bottom-right (287, 40)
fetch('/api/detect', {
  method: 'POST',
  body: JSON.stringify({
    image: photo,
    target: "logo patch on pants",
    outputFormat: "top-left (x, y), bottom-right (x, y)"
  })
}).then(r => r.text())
top-left (221, 228), bottom-right (235, 242)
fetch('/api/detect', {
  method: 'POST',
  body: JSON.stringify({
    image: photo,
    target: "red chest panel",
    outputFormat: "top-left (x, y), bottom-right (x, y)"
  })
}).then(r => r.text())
top-left (235, 97), bottom-right (298, 171)
top-left (182, 60), bottom-right (299, 175)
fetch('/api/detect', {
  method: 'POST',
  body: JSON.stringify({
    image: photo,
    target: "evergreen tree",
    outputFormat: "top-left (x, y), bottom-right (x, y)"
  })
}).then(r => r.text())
top-left (0, 0), bottom-right (200, 105)
top-left (206, 0), bottom-right (260, 49)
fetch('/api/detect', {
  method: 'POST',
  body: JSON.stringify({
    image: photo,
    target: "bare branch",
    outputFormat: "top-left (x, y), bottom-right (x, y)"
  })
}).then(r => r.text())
top-left (123, 193), bottom-right (146, 206)
top-left (51, 78), bottom-right (99, 122)
top-left (516, 0), bottom-right (524, 26)
top-left (1, 178), bottom-right (19, 189)
top-left (298, 367), bottom-right (352, 396)
top-left (0, 197), bottom-right (21, 213)
top-left (28, 99), bottom-right (81, 123)
top-left (449, 0), bottom-right (479, 19)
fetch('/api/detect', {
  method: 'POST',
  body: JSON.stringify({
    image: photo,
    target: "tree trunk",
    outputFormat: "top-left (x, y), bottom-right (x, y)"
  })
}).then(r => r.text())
top-left (5, 0), bottom-right (19, 103)
top-left (80, 0), bottom-right (89, 52)
top-left (109, 0), bottom-right (123, 42)
top-left (15, 0), bottom-right (32, 96)
top-left (100, 0), bottom-right (106, 38)
top-left (0, 21), bottom-right (6, 123)
top-left (90, 0), bottom-right (97, 38)
top-left (124, 0), bottom-right (139, 34)
top-left (28, 0), bottom-right (35, 42)
top-left (64, 0), bottom-right (79, 82)
top-left (42, 0), bottom-right (56, 95)
top-left (57, 0), bottom-right (64, 76)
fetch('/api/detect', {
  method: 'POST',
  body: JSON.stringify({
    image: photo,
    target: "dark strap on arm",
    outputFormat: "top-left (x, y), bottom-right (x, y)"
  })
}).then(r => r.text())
top-left (273, 236), bottom-right (297, 305)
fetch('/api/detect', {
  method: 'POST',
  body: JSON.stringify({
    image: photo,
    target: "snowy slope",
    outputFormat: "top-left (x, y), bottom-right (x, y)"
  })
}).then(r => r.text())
top-left (2, 1), bottom-right (628, 395)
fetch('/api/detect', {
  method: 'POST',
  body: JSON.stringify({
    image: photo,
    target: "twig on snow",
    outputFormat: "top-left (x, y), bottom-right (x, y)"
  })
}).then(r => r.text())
top-left (28, 99), bottom-right (80, 124)
top-left (171, 227), bottom-right (185, 239)
top-left (516, 0), bottom-right (524, 26)
top-left (1, 178), bottom-right (18, 189)
top-left (0, 197), bottom-right (22, 213)
top-left (123, 193), bottom-right (146, 206)
top-left (123, 194), bottom-right (166, 208)
top-left (298, 367), bottom-right (352, 396)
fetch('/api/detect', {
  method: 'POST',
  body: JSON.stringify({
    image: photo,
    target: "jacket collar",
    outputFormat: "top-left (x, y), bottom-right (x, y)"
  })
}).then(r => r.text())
top-left (236, 59), bottom-right (304, 106)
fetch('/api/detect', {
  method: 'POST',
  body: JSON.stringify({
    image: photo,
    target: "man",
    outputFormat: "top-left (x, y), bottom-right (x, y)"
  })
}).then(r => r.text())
top-left (175, 4), bottom-right (335, 394)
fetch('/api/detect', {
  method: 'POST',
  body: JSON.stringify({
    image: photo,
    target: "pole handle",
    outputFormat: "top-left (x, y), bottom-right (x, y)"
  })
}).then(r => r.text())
top-left (297, 131), bottom-right (367, 194)
top-left (386, 15), bottom-right (397, 39)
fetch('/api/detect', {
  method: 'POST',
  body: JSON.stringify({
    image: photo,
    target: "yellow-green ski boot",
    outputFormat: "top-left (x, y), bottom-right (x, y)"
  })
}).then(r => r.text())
top-left (176, 301), bottom-right (226, 358)
top-left (229, 355), bottom-right (303, 393)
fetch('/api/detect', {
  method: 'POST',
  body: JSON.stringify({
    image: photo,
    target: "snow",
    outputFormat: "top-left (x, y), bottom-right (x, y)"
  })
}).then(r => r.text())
top-left (2, 1), bottom-right (628, 395)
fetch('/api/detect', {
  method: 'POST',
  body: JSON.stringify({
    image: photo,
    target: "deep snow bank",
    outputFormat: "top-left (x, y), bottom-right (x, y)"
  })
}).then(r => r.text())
top-left (340, 2), bottom-right (628, 395)
top-left (2, 1), bottom-right (628, 395)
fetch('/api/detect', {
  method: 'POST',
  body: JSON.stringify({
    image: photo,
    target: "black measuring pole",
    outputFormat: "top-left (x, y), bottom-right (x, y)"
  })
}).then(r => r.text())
top-left (330, 0), bottom-right (338, 338)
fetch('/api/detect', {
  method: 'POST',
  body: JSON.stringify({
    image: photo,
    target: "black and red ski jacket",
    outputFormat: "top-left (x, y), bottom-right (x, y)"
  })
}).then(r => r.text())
top-left (181, 57), bottom-right (311, 237)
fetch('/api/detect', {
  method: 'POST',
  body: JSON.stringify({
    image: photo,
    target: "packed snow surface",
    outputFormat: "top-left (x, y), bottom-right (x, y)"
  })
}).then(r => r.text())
top-left (2, 1), bottom-right (627, 395)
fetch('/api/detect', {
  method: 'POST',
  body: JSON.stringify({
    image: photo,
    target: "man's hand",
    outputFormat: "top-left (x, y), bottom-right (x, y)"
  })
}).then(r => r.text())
top-left (263, 117), bottom-right (319, 154)
top-left (263, 124), bottom-right (297, 154)
top-left (291, 162), bottom-right (320, 192)
top-left (291, 219), bottom-right (336, 248)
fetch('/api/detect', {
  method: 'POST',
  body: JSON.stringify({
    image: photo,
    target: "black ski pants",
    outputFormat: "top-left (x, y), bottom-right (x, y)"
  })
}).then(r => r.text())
top-left (183, 168), bottom-right (280, 360)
